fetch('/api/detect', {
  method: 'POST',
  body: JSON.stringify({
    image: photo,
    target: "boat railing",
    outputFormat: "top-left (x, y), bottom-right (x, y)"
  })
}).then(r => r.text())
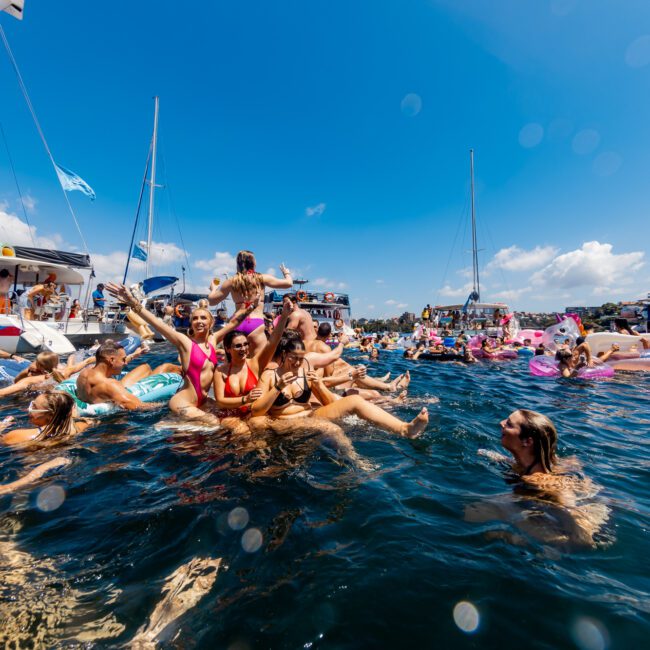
top-left (266, 290), bottom-right (350, 306)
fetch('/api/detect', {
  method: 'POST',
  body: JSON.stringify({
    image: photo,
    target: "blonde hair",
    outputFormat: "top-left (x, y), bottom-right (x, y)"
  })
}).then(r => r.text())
top-left (231, 250), bottom-right (264, 299)
top-left (35, 391), bottom-right (76, 441)
top-left (188, 308), bottom-right (214, 338)
top-left (36, 351), bottom-right (59, 373)
top-left (516, 409), bottom-right (558, 473)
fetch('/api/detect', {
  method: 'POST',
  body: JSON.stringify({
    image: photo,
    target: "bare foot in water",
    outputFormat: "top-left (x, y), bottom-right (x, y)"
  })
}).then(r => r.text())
top-left (395, 370), bottom-right (410, 391)
top-left (380, 372), bottom-right (391, 382)
top-left (396, 390), bottom-right (408, 403)
top-left (389, 373), bottom-right (404, 391)
top-left (404, 407), bottom-right (428, 438)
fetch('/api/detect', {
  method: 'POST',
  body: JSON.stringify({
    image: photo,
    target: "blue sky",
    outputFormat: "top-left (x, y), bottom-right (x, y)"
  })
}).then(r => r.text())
top-left (0, 0), bottom-right (649, 317)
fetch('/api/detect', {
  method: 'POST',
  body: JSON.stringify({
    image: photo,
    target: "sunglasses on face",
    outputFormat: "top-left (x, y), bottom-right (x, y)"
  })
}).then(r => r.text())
top-left (28, 401), bottom-right (50, 414)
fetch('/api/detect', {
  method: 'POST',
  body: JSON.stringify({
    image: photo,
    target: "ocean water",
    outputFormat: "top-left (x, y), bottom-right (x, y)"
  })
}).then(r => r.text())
top-left (0, 343), bottom-right (648, 648)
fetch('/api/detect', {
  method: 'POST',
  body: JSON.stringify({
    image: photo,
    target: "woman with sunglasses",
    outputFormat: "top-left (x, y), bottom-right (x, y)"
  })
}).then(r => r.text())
top-left (105, 283), bottom-right (255, 422)
top-left (214, 296), bottom-right (293, 418)
top-left (1, 391), bottom-right (93, 445)
top-left (250, 338), bottom-right (429, 438)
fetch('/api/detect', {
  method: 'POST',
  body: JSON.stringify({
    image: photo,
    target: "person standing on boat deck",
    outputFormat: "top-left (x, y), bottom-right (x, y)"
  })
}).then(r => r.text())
top-left (0, 268), bottom-right (14, 315)
top-left (106, 282), bottom-right (255, 422)
top-left (207, 250), bottom-right (293, 356)
top-left (92, 283), bottom-right (106, 314)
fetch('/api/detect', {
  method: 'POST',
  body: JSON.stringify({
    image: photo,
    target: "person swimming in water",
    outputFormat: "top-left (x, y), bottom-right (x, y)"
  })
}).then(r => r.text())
top-left (207, 250), bottom-right (293, 356)
top-left (0, 391), bottom-right (93, 446)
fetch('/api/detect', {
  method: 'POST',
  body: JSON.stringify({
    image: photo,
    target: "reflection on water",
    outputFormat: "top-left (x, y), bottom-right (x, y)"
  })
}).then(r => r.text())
top-left (0, 343), bottom-right (648, 647)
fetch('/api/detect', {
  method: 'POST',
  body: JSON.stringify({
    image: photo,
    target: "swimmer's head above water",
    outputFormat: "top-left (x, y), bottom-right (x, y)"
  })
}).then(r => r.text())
top-left (500, 409), bottom-right (557, 475)
top-left (95, 340), bottom-right (127, 376)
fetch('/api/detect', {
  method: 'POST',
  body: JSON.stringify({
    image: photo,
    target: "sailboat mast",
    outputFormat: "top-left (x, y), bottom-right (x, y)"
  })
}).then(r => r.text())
top-left (146, 96), bottom-right (159, 279)
top-left (470, 149), bottom-right (480, 301)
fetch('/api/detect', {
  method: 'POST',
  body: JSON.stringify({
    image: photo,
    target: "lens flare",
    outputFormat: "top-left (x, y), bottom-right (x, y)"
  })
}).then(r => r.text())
top-left (453, 601), bottom-right (480, 633)
top-left (227, 507), bottom-right (249, 530)
top-left (36, 485), bottom-right (66, 512)
top-left (241, 528), bottom-right (263, 553)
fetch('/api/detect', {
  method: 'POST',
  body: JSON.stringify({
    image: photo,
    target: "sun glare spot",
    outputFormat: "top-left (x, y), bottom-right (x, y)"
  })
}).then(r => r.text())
top-left (228, 507), bottom-right (249, 530)
top-left (241, 527), bottom-right (263, 553)
top-left (571, 617), bottom-right (609, 650)
top-left (401, 93), bottom-right (422, 117)
top-left (593, 152), bottom-right (622, 177)
top-left (36, 485), bottom-right (66, 512)
top-left (572, 129), bottom-right (600, 155)
top-left (625, 35), bottom-right (650, 68)
top-left (519, 123), bottom-right (544, 148)
top-left (453, 601), bottom-right (480, 633)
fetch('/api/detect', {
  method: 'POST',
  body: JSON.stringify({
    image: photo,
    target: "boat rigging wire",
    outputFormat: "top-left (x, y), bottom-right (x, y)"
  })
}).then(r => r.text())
top-left (0, 120), bottom-right (37, 246)
top-left (0, 25), bottom-right (90, 254)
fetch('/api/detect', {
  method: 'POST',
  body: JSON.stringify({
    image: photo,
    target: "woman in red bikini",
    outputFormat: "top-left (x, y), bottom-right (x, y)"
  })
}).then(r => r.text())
top-left (105, 282), bottom-right (254, 423)
top-left (213, 296), bottom-right (293, 418)
top-left (207, 250), bottom-right (293, 357)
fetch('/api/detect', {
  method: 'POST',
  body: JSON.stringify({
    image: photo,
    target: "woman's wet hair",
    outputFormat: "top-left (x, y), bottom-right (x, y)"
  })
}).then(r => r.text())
top-left (555, 348), bottom-right (572, 362)
top-left (280, 337), bottom-right (306, 358)
top-left (515, 409), bottom-right (557, 472)
top-left (187, 308), bottom-right (214, 337)
top-left (231, 250), bottom-right (264, 298)
top-left (614, 318), bottom-right (630, 332)
top-left (36, 391), bottom-right (76, 441)
top-left (35, 351), bottom-right (59, 373)
top-left (223, 329), bottom-right (247, 361)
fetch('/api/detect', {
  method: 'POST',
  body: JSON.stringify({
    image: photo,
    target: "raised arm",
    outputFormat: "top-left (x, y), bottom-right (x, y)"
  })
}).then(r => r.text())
top-left (207, 278), bottom-right (232, 306)
top-left (255, 296), bottom-right (293, 371)
top-left (105, 283), bottom-right (190, 351)
top-left (249, 368), bottom-right (296, 417)
top-left (260, 263), bottom-right (293, 290)
top-left (305, 336), bottom-right (348, 369)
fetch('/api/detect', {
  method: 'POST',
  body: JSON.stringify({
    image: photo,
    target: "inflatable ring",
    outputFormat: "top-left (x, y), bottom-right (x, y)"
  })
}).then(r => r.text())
top-left (174, 304), bottom-right (185, 318)
top-left (296, 290), bottom-right (308, 302)
top-left (324, 292), bottom-right (335, 303)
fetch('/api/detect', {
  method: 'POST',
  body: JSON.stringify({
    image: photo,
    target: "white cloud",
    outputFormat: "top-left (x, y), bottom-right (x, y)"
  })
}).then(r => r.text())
top-left (311, 277), bottom-right (347, 290)
top-left (531, 241), bottom-right (645, 289)
top-left (385, 299), bottom-right (397, 305)
top-left (146, 241), bottom-right (187, 265)
top-left (366, 304), bottom-right (375, 310)
top-left (0, 206), bottom-right (63, 249)
top-left (265, 267), bottom-right (277, 277)
top-left (21, 195), bottom-right (37, 213)
top-left (194, 251), bottom-right (237, 276)
top-left (376, 279), bottom-right (384, 284)
top-left (487, 245), bottom-right (559, 272)
top-left (305, 202), bottom-right (326, 217)
top-left (396, 302), bottom-right (408, 308)
top-left (439, 282), bottom-right (474, 298)
top-left (491, 288), bottom-right (530, 301)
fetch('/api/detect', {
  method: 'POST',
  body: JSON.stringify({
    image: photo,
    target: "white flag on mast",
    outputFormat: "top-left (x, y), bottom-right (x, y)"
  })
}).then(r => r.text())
top-left (54, 162), bottom-right (96, 200)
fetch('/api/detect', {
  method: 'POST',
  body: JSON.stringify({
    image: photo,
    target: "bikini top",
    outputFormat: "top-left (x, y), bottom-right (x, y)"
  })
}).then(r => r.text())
top-left (272, 361), bottom-right (312, 407)
top-left (224, 361), bottom-right (258, 397)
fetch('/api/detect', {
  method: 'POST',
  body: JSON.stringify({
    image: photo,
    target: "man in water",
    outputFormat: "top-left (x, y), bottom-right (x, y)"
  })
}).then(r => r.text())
top-left (92, 283), bottom-right (106, 314)
top-left (76, 340), bottom-right (170, 410)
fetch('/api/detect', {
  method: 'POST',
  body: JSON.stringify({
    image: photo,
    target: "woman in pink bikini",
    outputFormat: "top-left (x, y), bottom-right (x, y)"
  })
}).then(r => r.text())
top-left (207, 250), bottom-right (293, 356)
top-left (106, 283), bottom-right (254, 423)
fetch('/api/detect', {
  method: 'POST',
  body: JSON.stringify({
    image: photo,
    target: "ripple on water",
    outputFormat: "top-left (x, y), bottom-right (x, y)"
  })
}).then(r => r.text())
top-left (0, 343), bottom-right (648, 647)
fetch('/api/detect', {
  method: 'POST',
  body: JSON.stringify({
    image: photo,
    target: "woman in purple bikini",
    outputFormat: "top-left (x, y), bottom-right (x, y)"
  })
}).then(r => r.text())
top-left (208, 250), bottom-right (293, 356)
top-left (106, 283), bottom-right (254, 423)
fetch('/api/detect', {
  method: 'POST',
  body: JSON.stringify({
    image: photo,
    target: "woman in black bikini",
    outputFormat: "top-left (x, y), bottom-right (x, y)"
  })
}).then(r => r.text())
top-left (250, 339), bottom-right (428, 438)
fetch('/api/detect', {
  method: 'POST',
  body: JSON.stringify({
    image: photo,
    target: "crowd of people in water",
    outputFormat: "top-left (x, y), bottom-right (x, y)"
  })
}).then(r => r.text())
top-left (1, 248), bottom-right (638, 548)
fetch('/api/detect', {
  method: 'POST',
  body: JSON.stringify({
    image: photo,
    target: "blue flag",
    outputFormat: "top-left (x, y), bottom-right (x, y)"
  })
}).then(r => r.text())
top-left (132, 242), bottom-right (148, 261)
top-left (54, 162), bottom-right (96, 200)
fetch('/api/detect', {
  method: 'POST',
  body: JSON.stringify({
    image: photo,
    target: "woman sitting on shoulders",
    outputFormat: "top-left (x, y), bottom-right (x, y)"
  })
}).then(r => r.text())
top-left (207, 250), bottom-right (293, 356)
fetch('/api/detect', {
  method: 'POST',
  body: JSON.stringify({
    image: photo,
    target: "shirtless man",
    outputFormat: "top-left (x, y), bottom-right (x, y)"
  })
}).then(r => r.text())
top-left (284, 293), bottom-right (317, 345)
top-left (76, 340), bottom-right (171, 410)
top-left (207, 250), bottom-right (293, 356)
